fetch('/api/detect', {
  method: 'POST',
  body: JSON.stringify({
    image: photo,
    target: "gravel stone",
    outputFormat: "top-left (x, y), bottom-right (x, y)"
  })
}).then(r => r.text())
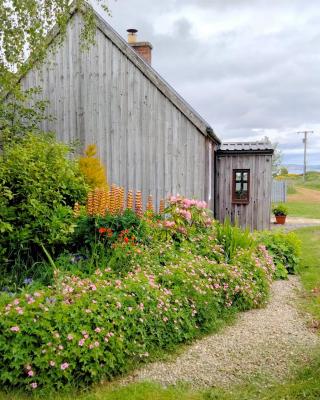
top-left (124, 277), bottom-right (319, 388)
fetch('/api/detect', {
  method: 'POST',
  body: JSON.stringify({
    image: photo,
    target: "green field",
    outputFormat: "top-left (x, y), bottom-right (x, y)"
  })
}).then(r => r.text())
top-left (283, 171), bottom-right (320, 192)
top-left (286, 202), bottom-right (320, 219)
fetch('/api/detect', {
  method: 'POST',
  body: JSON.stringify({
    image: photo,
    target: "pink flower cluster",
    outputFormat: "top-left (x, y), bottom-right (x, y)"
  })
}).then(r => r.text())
top-left (169, 196), bottom-right (207, 209)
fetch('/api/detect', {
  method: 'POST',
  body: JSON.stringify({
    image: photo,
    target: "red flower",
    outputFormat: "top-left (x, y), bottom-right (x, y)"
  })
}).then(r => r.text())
top-left (124, 237), bottom-right (129, 243)
top-left (99, 227), bottom-right (107, 234)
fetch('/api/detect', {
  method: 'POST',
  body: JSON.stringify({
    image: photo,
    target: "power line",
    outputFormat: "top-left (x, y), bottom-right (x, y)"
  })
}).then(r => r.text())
top-left (296, 130), bottom-right (314, 182)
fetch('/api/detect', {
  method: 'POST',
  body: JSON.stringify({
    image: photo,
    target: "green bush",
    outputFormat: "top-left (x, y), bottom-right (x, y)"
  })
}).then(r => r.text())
top-left (0, 197), bottom-right (278, 393)
top-left (0, 133), bottom-right (88, 285)
top-left (214, 218), bottom-right (254, 262)
top-left (257, 230), bottom-right (301, 274)
top-left (0, 238), bottom-right (275, 393)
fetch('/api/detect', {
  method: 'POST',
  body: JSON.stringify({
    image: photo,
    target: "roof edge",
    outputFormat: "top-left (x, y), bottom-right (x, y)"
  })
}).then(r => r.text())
top-left (10, 1), bottom-right (221, 144)
top-left (92, 9), bottom-right (220, 143)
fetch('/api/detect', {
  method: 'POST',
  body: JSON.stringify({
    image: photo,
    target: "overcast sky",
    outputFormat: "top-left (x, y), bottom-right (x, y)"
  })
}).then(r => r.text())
top-left (94, 0), bottom-right (320, 166)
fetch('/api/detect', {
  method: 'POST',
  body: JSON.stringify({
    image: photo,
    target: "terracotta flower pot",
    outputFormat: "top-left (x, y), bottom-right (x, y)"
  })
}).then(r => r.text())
top-left (275, 215), bottom-right (286, 225)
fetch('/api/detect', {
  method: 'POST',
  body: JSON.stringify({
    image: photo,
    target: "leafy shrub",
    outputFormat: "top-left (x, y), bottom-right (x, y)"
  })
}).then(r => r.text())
top-left (67, 209), bottom-right (149, 273)
top-left (0, 133), bottom-right (88, 284)
top-left (79, 144), bottom-right (109, 189)
top-left (0, 197), bottom-right (278, 393)
top-left (156, 196), bottom-right (213, 243)
top-left (257, 231), bottom-right (301, 274)
top-left (214, 218), bottom-right (254, 262)
top-left (0, 238), bottom-right (274, 393)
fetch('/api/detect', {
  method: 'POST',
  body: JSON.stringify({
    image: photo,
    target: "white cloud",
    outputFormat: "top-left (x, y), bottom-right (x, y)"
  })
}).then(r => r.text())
top-left (94, 0), bottom-right (320, 165)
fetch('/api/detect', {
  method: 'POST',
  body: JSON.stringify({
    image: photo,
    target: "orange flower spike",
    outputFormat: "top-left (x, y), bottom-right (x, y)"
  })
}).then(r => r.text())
top-left (93, 187), bottom-right (101, 216)
top-left (147, 195), bottom-right (154, 213)
top-left (110, 184), bottom-right (116, 215)
top-left (86, 191), bottom-right (94, 216)
top-left (159, 199), bottom-right (165, 215)
top-left (73, 202), bottom-right (81, 218)
top-left (115, 186), bottom-right (121, 214)
top-left (127, 190), bottom-right (134, 210)
top-left (135, 191), bottom-right (143, 217)
top-left (98, 188), bottom-right (105, 216)
top-left (106, 188), bottom-right (111, 213)
top-left (119, 187), bottom-right (125, 213)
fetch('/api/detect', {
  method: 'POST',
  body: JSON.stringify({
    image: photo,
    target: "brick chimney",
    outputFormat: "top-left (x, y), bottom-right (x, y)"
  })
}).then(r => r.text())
top-left (127, 29), bottom-right (153, 64)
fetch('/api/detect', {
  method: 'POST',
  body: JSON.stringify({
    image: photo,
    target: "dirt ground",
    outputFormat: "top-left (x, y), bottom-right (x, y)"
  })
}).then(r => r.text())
top-left (271, 216), bottom-right (320, 231)
top-left (288, 187), bottom-right (320, 203)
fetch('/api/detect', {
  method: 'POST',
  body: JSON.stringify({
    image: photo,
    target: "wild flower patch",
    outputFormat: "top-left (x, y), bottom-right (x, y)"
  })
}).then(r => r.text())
top-left (0, 195), bottom-right (296, 394)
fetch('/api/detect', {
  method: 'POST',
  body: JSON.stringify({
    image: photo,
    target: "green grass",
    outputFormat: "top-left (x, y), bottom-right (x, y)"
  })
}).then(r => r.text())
top-left (295, 226), bottom-right (320, 322)
top-left (2, 228), bottom-right (320, 400)
top-left (286, 202), bottom-right (320, 219)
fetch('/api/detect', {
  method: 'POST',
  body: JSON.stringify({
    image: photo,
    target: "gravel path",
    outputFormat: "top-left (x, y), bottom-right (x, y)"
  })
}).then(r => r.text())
top-left (124, 277), bottom-right (319, 388)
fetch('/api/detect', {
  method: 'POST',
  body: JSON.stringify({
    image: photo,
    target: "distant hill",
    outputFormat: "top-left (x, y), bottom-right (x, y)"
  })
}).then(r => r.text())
top-left (284, 164), bottom-right (320, 174)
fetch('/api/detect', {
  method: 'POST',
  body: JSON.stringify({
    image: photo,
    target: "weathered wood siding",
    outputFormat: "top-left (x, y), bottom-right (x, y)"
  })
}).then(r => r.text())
top-left (21, 13), bottom-right (215, 208)
top-left (215, 154), bottom-right (273, 231)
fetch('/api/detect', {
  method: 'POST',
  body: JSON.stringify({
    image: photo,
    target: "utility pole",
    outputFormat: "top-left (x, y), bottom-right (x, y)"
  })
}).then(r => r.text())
top-left (297, 131), bottom-right (314, 182)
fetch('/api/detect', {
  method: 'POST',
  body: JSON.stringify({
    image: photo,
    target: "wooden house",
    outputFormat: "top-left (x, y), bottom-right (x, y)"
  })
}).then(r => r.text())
top-left (19, 5), bottom-right (274, 231)
top-left (215, 142), bottom-right (274, 231)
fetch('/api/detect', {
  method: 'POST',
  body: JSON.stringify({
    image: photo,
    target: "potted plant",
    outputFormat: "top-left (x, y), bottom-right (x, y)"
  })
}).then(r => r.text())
top-left (272, 204), bottom-right (288, 225)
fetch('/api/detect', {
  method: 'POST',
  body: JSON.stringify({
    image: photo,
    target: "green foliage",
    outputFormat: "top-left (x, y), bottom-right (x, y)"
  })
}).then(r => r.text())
top-left (0, 133), bottom-right (88, 284)
top-left (0, 199), bottom-right (277, 393)
top-left (295, 226), bottom-right (320, 324)
top-left (273, 262), bottom-right (289, 280)
top-left (272, 203), bottom-right (288, 216)
top-left (0, 243), bottom-right (274, 393)
top-left (257, 231), bottom-right (301, 274)
top-left (0, 87), bottom-right (50, 148)
top-left (67, 210), bottom-right (149, 274)
top-left (279, 166), bottom-right (288, 175)
top-left (0, 1), bottom-right (109, 97)
top-left (214, 218), bottom-right (254, 263)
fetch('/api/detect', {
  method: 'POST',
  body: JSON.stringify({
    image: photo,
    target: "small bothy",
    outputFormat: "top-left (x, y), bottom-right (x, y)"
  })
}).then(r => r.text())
top-left (216, 142), bottom-right (274, 230)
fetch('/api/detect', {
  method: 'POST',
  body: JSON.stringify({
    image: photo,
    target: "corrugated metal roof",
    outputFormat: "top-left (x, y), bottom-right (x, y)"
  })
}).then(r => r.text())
top-left (219, 141), bottom-right (274, 153)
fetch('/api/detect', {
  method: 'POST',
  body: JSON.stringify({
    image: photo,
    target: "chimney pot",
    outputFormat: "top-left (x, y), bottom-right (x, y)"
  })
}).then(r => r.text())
top-left (127, 28), bottom-right (138, 44)
top-left (127, 28), bottom-right (153, 64)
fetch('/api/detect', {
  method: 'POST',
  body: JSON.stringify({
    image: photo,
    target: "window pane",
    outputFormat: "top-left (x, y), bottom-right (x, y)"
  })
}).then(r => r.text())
top-left (243, 182), bottom-right (248, 191)
top-left (236, 172), bottom-right (242, 181)
top-left (236, 182), bottom-right (241, 191)
top-left (243, 172), bottom-right (248, 181)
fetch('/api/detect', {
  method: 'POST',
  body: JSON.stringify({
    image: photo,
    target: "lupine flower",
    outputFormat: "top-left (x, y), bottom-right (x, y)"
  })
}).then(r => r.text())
top-left (30, 382), bottom-right (37, 389)
top-left (78, 339), bottom-right (85, 346)
top-left (28, 370), bottom-right (34, 377)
